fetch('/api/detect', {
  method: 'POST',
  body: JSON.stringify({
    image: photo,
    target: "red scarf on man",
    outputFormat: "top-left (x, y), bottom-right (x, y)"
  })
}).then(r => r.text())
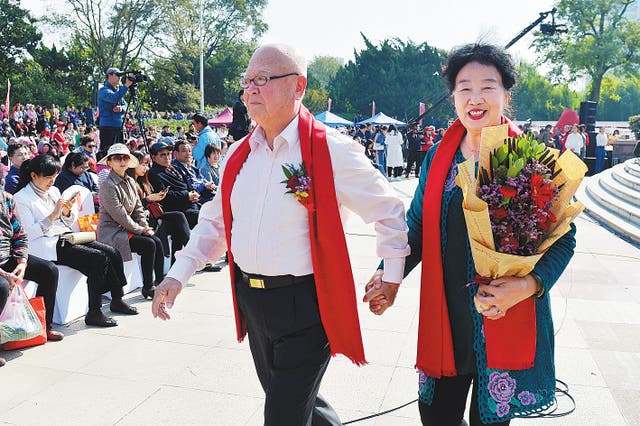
top-left (220, 106), bottom-right (366, 365)
top-left (417, 117), bottom-right (537, 378)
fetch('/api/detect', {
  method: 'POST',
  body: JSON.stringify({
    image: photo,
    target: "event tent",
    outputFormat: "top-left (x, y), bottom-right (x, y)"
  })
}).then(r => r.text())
top-left (314, 110), bottom-right (353, 127)
top-left (208, 107), bottom-right (233, 127)
top-left (554, 109), bottom-right (579, 134)
top-left (357, 112), bottom-right (406, 126)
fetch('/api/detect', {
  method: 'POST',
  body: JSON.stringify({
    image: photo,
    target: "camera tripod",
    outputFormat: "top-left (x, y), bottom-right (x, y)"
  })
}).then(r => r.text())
top-left (121, 84), bottom-right (151, 153)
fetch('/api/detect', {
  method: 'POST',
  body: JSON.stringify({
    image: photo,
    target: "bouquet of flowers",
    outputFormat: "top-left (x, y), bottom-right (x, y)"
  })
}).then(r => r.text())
top-left (456, 123), bottom-right (587, 369)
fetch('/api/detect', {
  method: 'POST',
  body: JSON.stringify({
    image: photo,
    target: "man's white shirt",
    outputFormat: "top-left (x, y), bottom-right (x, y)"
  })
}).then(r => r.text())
top-left (168, 116), bottom-right (410, 286)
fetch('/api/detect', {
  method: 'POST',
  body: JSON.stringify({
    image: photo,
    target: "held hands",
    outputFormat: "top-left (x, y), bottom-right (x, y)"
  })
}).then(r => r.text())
top-left (205, 182), bottom-right (217, 191)
top-left (141, 227), bottom-right (154, 236)
top-left (151, 277), bottom-right (183, 320)
top-left (188, 190), bottom-right (200, 202)
top-left (363, 269), bottom-right (400, 315)
top-left (474, 275), bottom-right (539, 320)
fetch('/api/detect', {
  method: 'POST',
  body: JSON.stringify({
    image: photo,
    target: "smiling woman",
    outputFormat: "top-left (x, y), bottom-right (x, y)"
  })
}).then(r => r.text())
top-left (365, 43), bottom-right (577, 425)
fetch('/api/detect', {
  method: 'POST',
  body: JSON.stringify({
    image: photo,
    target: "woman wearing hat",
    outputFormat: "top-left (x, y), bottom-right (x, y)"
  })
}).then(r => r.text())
top-left (14, 155), bottom-right (137, 328)
top-left (97, 144), bottom-right (166, 299)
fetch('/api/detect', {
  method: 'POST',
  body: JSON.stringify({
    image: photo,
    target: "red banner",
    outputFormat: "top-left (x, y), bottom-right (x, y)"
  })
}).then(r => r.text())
top-left (419, 102), bottom-right (425, 127)
top-left (371, 100), bottom-right (376, 117)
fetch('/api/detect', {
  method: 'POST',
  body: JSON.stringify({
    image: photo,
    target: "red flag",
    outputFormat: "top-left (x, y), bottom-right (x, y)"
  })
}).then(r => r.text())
top-left (371, 100), bottom-right (376, 117)
top-left (419, 102), bottom-right (426, 127)
top-left (327, 98), bottom-right (332, 112)
top-left (4, 80), bottom-right (9, 115)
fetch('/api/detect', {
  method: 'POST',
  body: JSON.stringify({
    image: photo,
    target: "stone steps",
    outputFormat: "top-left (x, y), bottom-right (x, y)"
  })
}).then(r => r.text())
top-left (575, 158), bottom-right (640, 245)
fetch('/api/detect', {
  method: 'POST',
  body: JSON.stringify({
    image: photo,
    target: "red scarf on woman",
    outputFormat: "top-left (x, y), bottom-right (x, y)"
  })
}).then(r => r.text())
top-left (417, 117), bottom-right (536, 378)
top-left (220, 106), bottom-right (366, 365)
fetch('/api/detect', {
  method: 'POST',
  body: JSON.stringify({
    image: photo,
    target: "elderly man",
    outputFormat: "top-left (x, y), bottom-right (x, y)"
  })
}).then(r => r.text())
top-left (191, 113), bottom-right (221, 168)
top-left (152, 44), bottom-right (409, 425)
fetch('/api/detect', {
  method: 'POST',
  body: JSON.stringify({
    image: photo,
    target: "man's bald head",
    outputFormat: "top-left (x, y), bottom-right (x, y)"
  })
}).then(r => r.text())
top-left (250, 44), bottom-right (308, 77)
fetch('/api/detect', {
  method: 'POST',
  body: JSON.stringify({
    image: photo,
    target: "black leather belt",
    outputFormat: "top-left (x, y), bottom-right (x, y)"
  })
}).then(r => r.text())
top-left (240, 270), bottom-right (314, 289)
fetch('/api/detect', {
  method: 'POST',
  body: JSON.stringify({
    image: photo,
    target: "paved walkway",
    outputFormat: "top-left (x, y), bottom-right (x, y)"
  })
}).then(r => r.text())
top-left (1, 178), bottom-right (639, 425)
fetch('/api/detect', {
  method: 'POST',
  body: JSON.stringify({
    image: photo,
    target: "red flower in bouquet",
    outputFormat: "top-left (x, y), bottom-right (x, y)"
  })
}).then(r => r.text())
top-left (530, 174), bottom-right (554, 209)
top-left (499, 186), bottom-right (517, 199)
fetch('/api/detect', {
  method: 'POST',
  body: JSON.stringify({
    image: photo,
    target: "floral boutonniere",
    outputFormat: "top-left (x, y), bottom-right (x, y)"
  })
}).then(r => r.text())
top-left (281, 162), bottom-right (311, 205)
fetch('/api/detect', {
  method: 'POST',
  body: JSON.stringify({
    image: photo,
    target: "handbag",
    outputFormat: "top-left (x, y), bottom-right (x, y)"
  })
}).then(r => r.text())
top-left (2, 295), bottom-right (47, 350)
top-left (0, 284), bottom-right (44, 344)
top-left (77, 213), bottom-right (99, 233)
top-left (146, 201), bottom-right (164, 220)
top-left (60, 231), bottom-right (97, 245)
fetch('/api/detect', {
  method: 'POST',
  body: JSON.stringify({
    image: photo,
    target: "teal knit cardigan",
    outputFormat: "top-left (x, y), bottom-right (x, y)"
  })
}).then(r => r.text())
top-left (405, 144), bottom-right (577, 423)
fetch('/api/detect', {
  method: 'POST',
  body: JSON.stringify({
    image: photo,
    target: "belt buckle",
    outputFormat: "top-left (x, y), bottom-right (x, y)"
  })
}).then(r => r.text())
top-left (249, 278), bottom-right (265, 289)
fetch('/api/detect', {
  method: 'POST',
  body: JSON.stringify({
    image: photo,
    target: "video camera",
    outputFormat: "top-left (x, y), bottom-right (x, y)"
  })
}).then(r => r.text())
top-left (115, 70), bottom-right (149, 84)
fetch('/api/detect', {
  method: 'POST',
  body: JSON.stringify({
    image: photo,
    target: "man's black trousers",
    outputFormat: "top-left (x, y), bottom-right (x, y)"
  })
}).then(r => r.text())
top-left (235, 268), bottom-right (342, 426)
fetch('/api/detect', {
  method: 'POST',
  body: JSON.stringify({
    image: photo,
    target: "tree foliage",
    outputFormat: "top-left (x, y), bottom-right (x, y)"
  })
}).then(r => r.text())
top-left (533, 0), bottom-right (640, 103)
top-left (0, 0), bottom-right (41, 74)
top-left (511, 63), bottom-right (581, 120)
top-left (597, 72), bottom-right (640, 120)
top-left (329, 35), bottom-right (448, 124)
top-left (308, 56), bottom-right (342, 90)
top-left (56, 0), bottom-right (166, 74)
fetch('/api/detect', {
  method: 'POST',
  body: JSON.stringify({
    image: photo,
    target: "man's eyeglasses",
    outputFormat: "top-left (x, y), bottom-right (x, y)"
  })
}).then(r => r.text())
top-left (109, 154), bottom-right (130, 162)
top-left (239, 72), bottom-right (299, 89)
top-left (86, 144), bottom-right (96, 148)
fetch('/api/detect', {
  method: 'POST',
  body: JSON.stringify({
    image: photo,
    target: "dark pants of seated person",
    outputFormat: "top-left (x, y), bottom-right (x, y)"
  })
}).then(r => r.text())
top-left (183, 207), bottom-right (200, 229)
top-left (418, 374), bottom-right (510, 426)
top-left (129, 234), bottom-right (165, 289)
top-left (55, 240), bottom-right (126, 311)
top-left (154, 211), bottom-right (190, 265)
top-left (0, 255), bottom-right (59, 329)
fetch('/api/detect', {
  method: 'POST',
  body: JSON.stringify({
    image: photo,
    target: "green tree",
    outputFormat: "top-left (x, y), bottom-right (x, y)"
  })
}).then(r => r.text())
top-left (597, 73), bottom-right (640, 120)
top-left (0, 0), bottom-right (41, 75)
top-left (511, 62), bottom-right (581, 120)
top-left (303, 89), bottom-right (330, 114)
top-left (533, 0), bottom-right (640, 103)
top-left (329, 35), bottom-right (448, 124)
top-left (55, 0), bottom-right (166, 75)
top-left (308, 56), bottom-right (342, 90)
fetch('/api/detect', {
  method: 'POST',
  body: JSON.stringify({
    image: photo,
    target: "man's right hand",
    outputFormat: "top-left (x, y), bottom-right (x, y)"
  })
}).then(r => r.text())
top-left (363, 269), bottom-right (400, 315)
top-left (188, 191), bottom-right (200, 202)
top-left (152, 277), bottom-right (183, 320)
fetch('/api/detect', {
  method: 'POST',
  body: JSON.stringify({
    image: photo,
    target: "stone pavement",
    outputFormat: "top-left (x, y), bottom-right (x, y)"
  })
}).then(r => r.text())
top-left (1, 177), bottom-right (639, 425)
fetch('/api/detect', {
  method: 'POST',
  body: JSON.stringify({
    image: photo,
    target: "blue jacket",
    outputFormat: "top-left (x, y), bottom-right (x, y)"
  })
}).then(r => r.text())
top-left (97, 81), bottom-right (128, 127)
top-left (54, 169), bottom-right (99, 194)
top-left (409, 144), bottom-right (576, 423)
top-left (4, 165), bottom-right (21, 195)
top-left (192, 126), bottom-right (220, 168)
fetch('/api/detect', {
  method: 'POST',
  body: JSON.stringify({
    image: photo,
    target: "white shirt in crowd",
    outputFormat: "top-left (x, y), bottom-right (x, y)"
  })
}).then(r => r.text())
top-left (564, 133), bottom-right (584, 155)
top-left (168, 116), bottom-right (410, 286)
top-left (596, 132), bottom-right (608, 147)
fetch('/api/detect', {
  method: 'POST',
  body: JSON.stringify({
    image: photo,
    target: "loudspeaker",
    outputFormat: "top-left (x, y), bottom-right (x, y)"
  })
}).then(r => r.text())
top-left (579, 101), bottom-right (597, 128)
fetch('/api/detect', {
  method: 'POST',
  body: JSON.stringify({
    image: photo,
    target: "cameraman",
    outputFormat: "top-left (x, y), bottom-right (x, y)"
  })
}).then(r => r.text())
top-left (97, 67), bottom-right (133, 159)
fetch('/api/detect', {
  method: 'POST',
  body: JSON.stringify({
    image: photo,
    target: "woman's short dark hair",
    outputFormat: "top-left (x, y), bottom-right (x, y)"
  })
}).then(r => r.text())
top-left (16, 154), bottom-right (62, 192)
top-left (62, 152), bottom-right (89, 171)
top-left (442, 43), bottom-right (517, 93)
top-left (204, 143), bottom-right (221, 159)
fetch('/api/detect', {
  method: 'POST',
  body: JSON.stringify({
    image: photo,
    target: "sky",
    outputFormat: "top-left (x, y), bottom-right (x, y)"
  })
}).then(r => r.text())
top-left (260, 0), bottom-right (556, 64)
top-left (23, 0), bottom-right (557, 66)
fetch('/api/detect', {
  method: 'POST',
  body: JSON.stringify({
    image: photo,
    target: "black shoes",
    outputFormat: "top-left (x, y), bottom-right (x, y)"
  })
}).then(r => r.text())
top-left (85, 310), bottom-right (118, 327)
top-left (141, 286), bottom-right (155, 299)
top-left (110, 299), bottom-right (139, 315)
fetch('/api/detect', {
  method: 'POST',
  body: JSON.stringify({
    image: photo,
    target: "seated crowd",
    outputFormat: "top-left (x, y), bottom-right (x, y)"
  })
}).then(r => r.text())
top-left (0, 115), bottom-right (229, 368)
